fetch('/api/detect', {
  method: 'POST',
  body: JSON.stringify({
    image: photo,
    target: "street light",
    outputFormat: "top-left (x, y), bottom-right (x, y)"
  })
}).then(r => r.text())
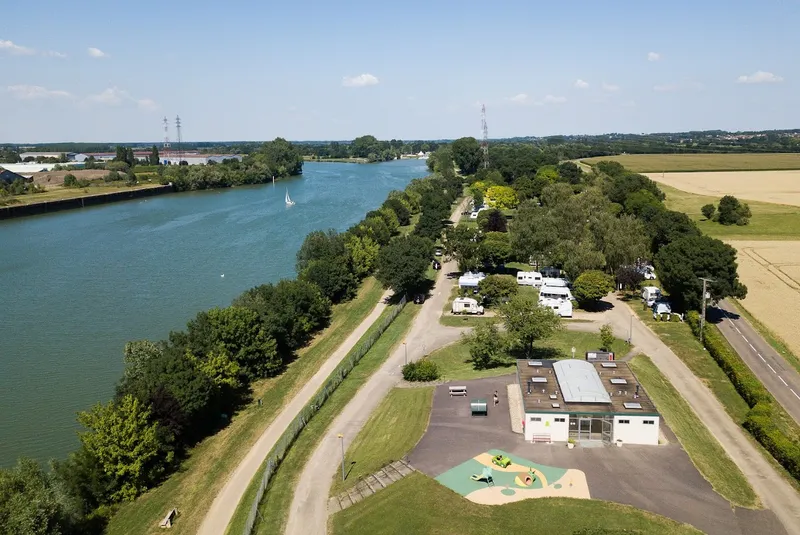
top-left (698, 277), bottom-right (715, 345)
top-left (337, 433), bottom-right (345, 482)
top-left (571, 346), bottom-right (576, 359)
top-left (403, 341), bottom-right (407, 365)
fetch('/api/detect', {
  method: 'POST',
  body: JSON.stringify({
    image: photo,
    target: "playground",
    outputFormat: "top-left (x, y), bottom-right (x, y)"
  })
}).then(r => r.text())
top-left (435, 449), bottom-right (589, 505)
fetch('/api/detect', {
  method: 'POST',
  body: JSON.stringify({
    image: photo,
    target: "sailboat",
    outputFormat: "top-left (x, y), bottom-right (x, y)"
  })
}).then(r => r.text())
top-left (285, 188), bottom-right (295, 206)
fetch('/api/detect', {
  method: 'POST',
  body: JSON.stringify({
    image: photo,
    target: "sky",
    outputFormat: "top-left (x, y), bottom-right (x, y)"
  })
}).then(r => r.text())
top-left (1, 0), bottom-right (798, 143)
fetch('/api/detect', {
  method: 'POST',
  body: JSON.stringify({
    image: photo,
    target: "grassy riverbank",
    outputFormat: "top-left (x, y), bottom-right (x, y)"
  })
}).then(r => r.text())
top-left (0, 182), bottom-right (166, 207)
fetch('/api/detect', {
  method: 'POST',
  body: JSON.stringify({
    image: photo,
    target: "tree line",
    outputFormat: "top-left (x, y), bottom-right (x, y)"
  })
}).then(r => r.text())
top-left (299, 135), bottom-right (443, 163)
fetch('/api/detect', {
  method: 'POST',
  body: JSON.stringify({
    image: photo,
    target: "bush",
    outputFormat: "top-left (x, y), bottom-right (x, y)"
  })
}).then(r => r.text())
top-left (477, 275), bottom-right (518, 306)
top-left (402, 358), bottom-right (441, 382)
top-left (63, 173), bottom-right (77, 187)
top-left (701, 203), bottom-right (715, 220)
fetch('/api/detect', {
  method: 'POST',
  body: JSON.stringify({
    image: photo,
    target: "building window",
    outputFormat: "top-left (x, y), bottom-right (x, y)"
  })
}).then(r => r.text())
top-left (531, 417), bottom-right (542, 422)
top-left (554, 418), bottom-right (566, 423)
top-left (618, 419), bottom-right (630, 424)
top-left (643, 420), bottom-right (655, 425)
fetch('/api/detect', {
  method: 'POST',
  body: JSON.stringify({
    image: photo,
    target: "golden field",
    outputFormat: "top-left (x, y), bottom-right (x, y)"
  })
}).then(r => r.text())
top-left (649, 170), bottom-right (800, 207)
top-left (728, 241), bottom-right (800, 357)
top-left (581, 153), bottom-right (800, 172)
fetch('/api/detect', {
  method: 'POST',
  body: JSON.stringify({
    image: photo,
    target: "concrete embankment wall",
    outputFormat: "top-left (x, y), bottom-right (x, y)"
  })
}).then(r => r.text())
top-left (0, 185), bottom-right (174, 220)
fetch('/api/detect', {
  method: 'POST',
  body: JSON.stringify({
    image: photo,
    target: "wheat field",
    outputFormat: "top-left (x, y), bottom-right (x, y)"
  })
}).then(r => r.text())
top-left (581, 153), bottom-right (800, 172)
top-left (649, 171), bottom-right (800, 207)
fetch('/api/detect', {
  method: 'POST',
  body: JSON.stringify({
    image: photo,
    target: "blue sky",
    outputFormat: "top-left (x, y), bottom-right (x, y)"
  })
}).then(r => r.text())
top-left (1, 0), bottom-right (798, 143)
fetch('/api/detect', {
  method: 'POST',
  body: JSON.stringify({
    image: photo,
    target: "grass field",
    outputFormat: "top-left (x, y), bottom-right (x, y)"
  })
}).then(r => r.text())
top-left (236, 302), bottom-right (420, 535)
top-left (629, 355), bottom-right (759, 508)
top-left (106, 278), bottom-right (384, 535)
top-left (658, 183), bottom-right (800, 240)
top-left (428, 332), bottom-right (630, 381)
top-left (2, 182), bottom-right (164, 206)
top-left (331, 472), bottom-right (701, 535)
top-left (329, 387), bottom-right (433, 496)
top-left (581, 153), bottom-right (800, 172)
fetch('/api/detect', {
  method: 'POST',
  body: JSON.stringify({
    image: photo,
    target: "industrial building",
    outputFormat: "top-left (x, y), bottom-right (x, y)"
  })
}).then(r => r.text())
top-left (19, 152), bottom-right (89, 162)
top-left (517, 359), bottom-right (660, 446)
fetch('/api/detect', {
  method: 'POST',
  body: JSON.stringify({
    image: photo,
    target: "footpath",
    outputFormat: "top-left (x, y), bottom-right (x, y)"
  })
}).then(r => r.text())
top-left (196, 290), bottom-right (390, 535)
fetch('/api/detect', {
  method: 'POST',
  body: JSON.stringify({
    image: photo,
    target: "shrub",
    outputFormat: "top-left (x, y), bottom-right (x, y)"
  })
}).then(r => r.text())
top-left (63, 173), bottom-right (77, 187)
top-left (599, 324), bottom-right (614, 351)
top-left (701, 203), bottom-right (716, 220)
top-left (402, 358), bottom-right (441, 382)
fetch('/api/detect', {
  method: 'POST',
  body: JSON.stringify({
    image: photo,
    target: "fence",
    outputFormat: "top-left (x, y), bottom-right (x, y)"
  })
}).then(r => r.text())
top-left (242, 295), bottom-right (408, 535)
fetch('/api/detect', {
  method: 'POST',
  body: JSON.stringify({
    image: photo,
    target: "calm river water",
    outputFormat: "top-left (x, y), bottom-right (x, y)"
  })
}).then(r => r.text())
top-left (0, 159), bottom-right (427, 466)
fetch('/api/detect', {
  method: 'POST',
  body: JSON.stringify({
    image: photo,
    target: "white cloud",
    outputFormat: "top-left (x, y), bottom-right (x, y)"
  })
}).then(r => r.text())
top-left (508, 93), bottom-right (530, 104)
top-left (341, 73), bottom-right (379, 87)
top-left (574, 79), bottom-right (589, 89)
top-left (87, 47), bottom-right (109, 58)
top-left (43, 50), bottom-right (67, 58)
top-left (0, 39), bottom-right (36, 56)
top-left (647, 52), bottom-right (661, 62)
top-left (137, 98), bottom-right (158, 112)
top-left (737, 71), bottom-right (783, 84)
top-left (85, 86), bottom-right (158, 111)
top-left (602, 82), bottom-right (620, 92)
top-left (543, 94), bottom-right (567, 104)
top-left (7, 85), bottom-right (72, 100)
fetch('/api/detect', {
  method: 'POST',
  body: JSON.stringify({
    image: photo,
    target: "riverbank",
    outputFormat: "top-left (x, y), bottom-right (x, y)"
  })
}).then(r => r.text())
top-left (0, 183), bottom-right (173, 220)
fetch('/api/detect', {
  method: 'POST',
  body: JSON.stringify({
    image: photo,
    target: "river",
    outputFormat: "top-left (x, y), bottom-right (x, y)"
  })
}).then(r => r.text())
top-left (0, 159), bottom-right (427, 466)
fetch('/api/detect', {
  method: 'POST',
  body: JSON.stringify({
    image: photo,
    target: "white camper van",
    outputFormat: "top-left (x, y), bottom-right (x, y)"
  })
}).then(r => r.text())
top-left (642, 286), bottom-right (661, 306)
top-left (452, 297), bottom-right (485, 315)
top-left (516, 271), bottom-right (543, 287)
top-left (539, 285), bottom-right (574, 302)
top-left (541, 297), bottom-right (573, 318)
top-left (541, 277), bottom-right (569, 288)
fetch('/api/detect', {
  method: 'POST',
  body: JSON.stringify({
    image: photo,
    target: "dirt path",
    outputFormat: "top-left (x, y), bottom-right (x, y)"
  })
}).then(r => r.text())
top-left (284, 199), bottom-right (471, 535)
top-left (197, 291), bottom-right (391, 535)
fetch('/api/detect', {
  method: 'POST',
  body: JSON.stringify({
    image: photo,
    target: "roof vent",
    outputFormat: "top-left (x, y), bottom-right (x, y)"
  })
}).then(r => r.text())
top-left (601, 362), bottom-right (617, 368)
top-left (528, 361), bottom-right (542, 367)
top-left (532, 377), bottom-right (547, 383)
top-left (609, 378), bottom-right (628, 385)
top-left (551, 403), bottom-right (560, 408)
top-left (623, 402), bottom-right (642, 410)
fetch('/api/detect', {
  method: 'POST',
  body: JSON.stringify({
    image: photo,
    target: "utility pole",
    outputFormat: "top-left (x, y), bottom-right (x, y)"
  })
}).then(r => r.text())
top-left (698, 277), bottom-right (715, 345)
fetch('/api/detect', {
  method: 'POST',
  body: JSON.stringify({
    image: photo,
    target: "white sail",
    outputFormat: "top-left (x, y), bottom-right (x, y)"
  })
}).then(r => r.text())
top-left (285, 189), bottom-right (295, 206)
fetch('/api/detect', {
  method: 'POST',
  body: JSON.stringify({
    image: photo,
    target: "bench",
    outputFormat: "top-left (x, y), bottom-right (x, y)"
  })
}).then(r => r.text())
top-left (531, 434), bottom-right (552, 444)
top-left (449, 386), bottom-right (467, 397)
top-left (159, 508), bottom-right (177, 529)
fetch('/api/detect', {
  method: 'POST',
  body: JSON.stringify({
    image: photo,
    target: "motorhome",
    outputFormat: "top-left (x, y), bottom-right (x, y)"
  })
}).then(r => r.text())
top-left (642, 286), bottom-right (661, 306)
top-left (516, 271), bottom-right (543, 287)
top-left (541, 277), bottom-right (570, 288)
top-left (458, 271), bottom-right (486, 289)
top-left (640, 265), bottom-right (657, 280)
top-left (452, 297), bottom-right (485, 315)
top-left (540, 297), bottom-right (573, 318)
top-left (539, 285), bottom-right (574, 302)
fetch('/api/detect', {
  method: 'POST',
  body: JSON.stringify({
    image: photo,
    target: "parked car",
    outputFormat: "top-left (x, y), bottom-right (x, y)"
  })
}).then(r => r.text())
top-left (434, 248), bottom-right (443, 257)
top-left (652, 301), bottom-right (672, 320)
top-left (414, 294), bottom-right (426, 304)
top-left (432, 260), bottom-right (442, 270)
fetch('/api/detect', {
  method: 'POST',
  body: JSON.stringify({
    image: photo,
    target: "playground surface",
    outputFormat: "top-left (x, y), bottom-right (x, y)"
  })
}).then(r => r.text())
top-left (435, 449), bottom-right (589, 505)
top-left (409, 376), bottom-right (786, 535)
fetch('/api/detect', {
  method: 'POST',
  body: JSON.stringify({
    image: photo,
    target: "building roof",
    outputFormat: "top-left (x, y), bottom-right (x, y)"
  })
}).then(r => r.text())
top-left (0, 169), bottom-right (26, 184)
top-left (517, 359), bottom-right (658, 416)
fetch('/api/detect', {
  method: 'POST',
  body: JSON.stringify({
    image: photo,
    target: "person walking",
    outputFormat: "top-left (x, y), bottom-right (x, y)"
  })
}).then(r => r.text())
top-left (493, 390), bottom-right (499, 406)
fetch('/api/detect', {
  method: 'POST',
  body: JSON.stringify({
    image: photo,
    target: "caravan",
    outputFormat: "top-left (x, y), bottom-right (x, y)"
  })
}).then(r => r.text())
top-left (541, 277), bottom-right (570, 288)
top-left (540, 297), bottom-right (573, 318)
top-left (539, 285), bottom-right (574, 302)
top-left (516, 271), bottom-right (543, 287)
top-left (642, 286), bottom-right (661, 306)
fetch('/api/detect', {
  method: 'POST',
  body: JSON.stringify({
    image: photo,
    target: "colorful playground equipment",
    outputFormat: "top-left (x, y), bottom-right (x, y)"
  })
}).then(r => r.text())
top-left (470, 466), bottom-right (494, 486)
top-left (514, 468), bottom-right (537, 487)
top-left (491, 454), bottom-right (512, 468)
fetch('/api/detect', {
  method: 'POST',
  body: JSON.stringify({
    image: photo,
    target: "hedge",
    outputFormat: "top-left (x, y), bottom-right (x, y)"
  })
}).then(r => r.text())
top-left (686, 311), bottom-right (800, 481)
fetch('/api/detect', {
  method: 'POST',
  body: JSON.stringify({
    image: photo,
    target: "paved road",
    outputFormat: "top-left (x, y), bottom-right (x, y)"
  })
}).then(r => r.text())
top-left (715, 300), bottom-right (800, 424)
top-left (197, 289), bottom-right (391, 535)
top-left (285, 199), bottom-right (470, 535)
top-left (602, 294), bottom-right (800, 535)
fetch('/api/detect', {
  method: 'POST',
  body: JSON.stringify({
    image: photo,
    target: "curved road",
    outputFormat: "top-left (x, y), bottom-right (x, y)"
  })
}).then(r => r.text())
top-left (285, 199), bottom-right (470, 535)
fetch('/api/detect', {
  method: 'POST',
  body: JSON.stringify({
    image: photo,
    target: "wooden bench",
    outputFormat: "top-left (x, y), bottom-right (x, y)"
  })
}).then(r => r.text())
top-left (159, 508), bottom-right (177, 529)
top-left (531, 434), bottom-right (552, 444)
top-left (449, 386), bottom-right (467, 397)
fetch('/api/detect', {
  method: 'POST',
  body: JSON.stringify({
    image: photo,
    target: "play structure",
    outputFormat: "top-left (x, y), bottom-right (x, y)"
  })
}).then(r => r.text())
top-left (470, 466), bottom-right (494, 486)
top-left (470, 398), bottom-right (487, 416)
top-left (514, 469), bottom-right (537, 487)
top-left (491, 454), bottom-right (511, 468)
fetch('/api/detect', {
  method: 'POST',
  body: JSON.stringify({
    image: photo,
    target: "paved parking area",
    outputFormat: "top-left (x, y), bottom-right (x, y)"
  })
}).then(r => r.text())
top-left (408, 376), bottom-right (786, 535)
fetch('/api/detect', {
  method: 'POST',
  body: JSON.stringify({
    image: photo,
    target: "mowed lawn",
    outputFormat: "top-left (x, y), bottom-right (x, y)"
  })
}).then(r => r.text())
top-left (428, 331), bottom-right (630, 381)
top-left (330, 387), bottom-right (433, 496)
top-left (658, 183), bottom-right (800, 240)
top-left (629, 356), bottom-right (758, 508)
top-left (331, 472), bottom-right (701, 535)
top-left (581, 153), bottom-right (800, 172)
top-left (106, 278), bottom-right (385, 535)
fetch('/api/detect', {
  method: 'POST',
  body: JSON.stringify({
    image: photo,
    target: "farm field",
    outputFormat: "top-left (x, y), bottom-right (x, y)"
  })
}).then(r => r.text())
top-left (727, 241), bottom-right (800, 359)
top-left (581, 153), bottom-right (800, 172)
top-left (648, 170), bottom-right (800, 207)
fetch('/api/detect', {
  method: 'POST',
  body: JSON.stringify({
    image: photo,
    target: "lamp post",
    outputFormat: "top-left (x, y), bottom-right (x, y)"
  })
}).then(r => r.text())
top-left (698, 277), bottom-right (715, 345)
top-left (337, 433), bottom-right (345, 482)
top-left (571, 346), bottom-right (576, 360)
top-left (403, 341), bottom-right (407, 365)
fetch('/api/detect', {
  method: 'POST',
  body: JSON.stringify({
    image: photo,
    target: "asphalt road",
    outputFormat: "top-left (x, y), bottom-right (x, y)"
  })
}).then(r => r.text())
top-left (714, 300), bottom-right (800, 424)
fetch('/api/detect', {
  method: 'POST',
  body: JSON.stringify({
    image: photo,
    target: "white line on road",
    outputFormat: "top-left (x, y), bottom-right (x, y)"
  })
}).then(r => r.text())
top-left (748, 343), bottom-right (756, 352)
top-left (759, 355), bottom-right (766, 362)
top-left (767, 363), bottom-right (777, 374)
top-left (742, 336), bottom-right (749, 344)
top-left (791, 389), bottom-right (800, 400)
top-left (779, 376), bottom-right (788, 386)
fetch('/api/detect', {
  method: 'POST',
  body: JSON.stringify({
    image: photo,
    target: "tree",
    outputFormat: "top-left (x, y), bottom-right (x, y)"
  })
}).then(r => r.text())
top-left (125, 148), bottom-right (135, 167)
top-left (644, 209), bottom-right (700, 254)
top-left (123, 340), bottom-right (163, 382)
top-left (296, 229), bottom-right (346, 273)
top-left (560, 239), bottom-right (606, 280)
top-left (717, 195), bottom-right (751, 226)
top-left (605, 172), bottom-right (664, 205)
top-left (599, 324), bottom-right (615, 351)
top-left (465, 323), bottom-right (511, 370)
top-left (655, 235), bottom-right (747, 311)
top-left (511, 175), bottom-right (537, 201)
top-left (477, 208), bottom-right (507, 232)
top-left (63, 173), bottom-right (77, 187)
top-left (114, 145), bottom-right (126, 163)
top-left (375, 235), bottom-right (434, 295)
top-left (624, 189), bottom-right (663, 217)
top-left (382, 197), bottom-right (410, 226)
top-left (572, 270), bottom-right (614, 306)
top-left (469, 185), bottom-right (484, 208)
top-left (345, 234), bottom-right (379, 278)
top-left (77, 395), bottom-right (172, 502)
top-left (593, 214), bottom-right (648, 274)
top-left (615, 265), bottom-right (645, 290)
top-left (557, 161), bottom-right (582, 184)
top-left (444, 224), bottom-right (482, 272)
top-left (484, 185), bottom-right (519, 210)
top-left (535, 165), bottom-right (560, 185)
top-left (701, 203), bottom-right (716, 220)
top-left (451, 137), bottom-right (482, 175)
top-left (479, 231), bottom-right (512, 267)
top-left (186, 344), bottom-right (241, 389)
top-left (149, 145), bottom-right (160, 165)
top-left (250, 137), bottom-right (304, 177)
top-left (477, 275), bottom-right (518, 306)
top-left (300, 256), bottom-right (357, 303)
top-left (500, 294), bottom-right (562, 357)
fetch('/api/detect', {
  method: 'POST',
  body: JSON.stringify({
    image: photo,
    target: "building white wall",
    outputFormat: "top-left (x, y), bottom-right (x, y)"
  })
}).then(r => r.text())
top-left (524, 413), bottom-right (570, 442)
top-left (612, 415), bottom-right (660, 445)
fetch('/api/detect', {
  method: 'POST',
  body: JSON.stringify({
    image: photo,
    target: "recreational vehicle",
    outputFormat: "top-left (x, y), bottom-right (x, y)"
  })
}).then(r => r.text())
top-left (452, 297), bottom-right (485, 315)
top-left (540, 297), bottom-right (573, 318)
top-left (642, 286), bottom-right (661, 306)
top-left (516, 271), bottom-right (543, 287)
top-left (458, 271), bottom-right (486, 289)
top-left (539, 285), bottom-right (574, 302)
top-left (541, 277), bottom-right (570, 288)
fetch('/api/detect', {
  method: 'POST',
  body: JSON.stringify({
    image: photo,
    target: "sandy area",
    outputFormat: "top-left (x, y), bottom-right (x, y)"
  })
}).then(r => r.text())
top-left (648, 171), bottom-right (800, 207)
top-left (31, 169), bottom-right (108, 187)
top-left (728, 241), bottom-right (800, 355)
top-left (466, 468), bottom-right (590, 505)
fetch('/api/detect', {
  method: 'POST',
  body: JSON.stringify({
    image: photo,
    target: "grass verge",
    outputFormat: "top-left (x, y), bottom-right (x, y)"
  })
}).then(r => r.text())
top-left (580, 153), bottom-right (800, 173)
top-left (329, 387), bottom-right (433, 496)
top-left (106, 278), bottom-right (384, 535)
top-left (331, 472), bottom-right (701, 535)
top-left (629, 355), bottom-right (759, 508)
top-left (729, 299), bottom-right (800, 375)
top-left (232, 302), bottom-right (420, 535)
top-left (4, 183), bottom-right (165, 206)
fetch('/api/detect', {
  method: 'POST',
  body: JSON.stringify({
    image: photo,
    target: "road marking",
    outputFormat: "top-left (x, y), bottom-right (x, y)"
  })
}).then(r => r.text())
top-left (747, 343), bottom-right (756, 352)
top-left (759, 355), bottom-right (766, 362)
top-left (742, 336), bottom-right (748, 344)
top-left (779, 376), bottom-right (788, 386)
top-left (791, 389), bottom-right (800, 401)
top-left (767, 363), bottom-right (777, 374)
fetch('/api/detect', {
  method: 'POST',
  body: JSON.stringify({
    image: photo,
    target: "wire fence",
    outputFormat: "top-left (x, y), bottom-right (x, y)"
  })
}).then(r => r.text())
top-left (242, 295), bottom-right (407, 535)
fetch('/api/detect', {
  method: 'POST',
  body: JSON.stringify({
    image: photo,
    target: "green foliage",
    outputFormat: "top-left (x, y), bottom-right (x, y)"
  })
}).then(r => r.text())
top-left (655, 235), bottom-right (747, 311)
top-left (701, 203), bottom-right (716, 220)
top-left (477, 275), bottom-right (518, 306)
top-left (451, 137), bottom-right (483, 175)
top-left (615, 265), bottom-right (645, 290)
top-left (401, 359), bottom-right (441, 382)
top-left (595, 160), bottom-right (626, 178)
top-left (500, 294), bottom-right (563, 357)
top-left (249, 137), bottom-right (304, 177)
top-left (717, 195), bottom-right (751, 226)
top-left (484, 185), bottom-right (519, 210)
top-left (477, 208), bottom-right (507, 232)
top-left (375, 235), bottom-right (434, 295)
top-left (605, 170), bottom-right (665, 205)
top-left (149, 146), bottom-right (160, 166)
top-left (63, 173), bottom-right (77, 187)
top-left (106, 161), bottom-right (129, 173)
top-left (535, 165), bottom-right (560, 184)
top-left (382, 197), bottom-right (411, 226)
top-left (470, 186), bottom-right (484, 208)
top-left (300, 257), bottom-right (357, 303)
top-left (345, 234), bottom-right (380, 278)
top-left (465, 323), bottom-right (511, 369)
top-left (77, 395), bottom-right (172, 502)
top-left (186, 344), bottom-right (242, 389)
top-left (296, 229), bottom-right (346, 273)
top-left (642, 209), bottom-right (701, 254)
top-left (445, 224), bottom-right (482, 272)
top-left (479, 231), bottom-right (512, 267)
top-left (573, 270), bottom-right (614, 305)
top-left (557, 161), bottom-right (583, 184)
top-left (599, 324), bottom-right (615, 351)
top-left (624, 189), bottom-right (662, 217)
top-left (122, 340), bottom-right (163, 383)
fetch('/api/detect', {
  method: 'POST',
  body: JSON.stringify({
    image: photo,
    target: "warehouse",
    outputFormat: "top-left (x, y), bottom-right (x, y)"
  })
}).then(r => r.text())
top-left (517, 359), bottom-right (660, 446)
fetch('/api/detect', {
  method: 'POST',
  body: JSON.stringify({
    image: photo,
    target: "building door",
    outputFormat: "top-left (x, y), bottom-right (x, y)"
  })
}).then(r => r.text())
top-left (602, 417), bottom-right (613, 444)
top-left (578, 417), bottom-right (592, 441)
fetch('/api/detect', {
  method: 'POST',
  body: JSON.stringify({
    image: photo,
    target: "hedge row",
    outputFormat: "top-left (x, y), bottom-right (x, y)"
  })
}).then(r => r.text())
top-left (686, 311), bottom-right (800, 481)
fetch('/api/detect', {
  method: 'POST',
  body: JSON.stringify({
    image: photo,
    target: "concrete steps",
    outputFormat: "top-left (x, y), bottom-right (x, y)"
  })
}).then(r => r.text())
top-left (328, 460), bottom-right (414, 514)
